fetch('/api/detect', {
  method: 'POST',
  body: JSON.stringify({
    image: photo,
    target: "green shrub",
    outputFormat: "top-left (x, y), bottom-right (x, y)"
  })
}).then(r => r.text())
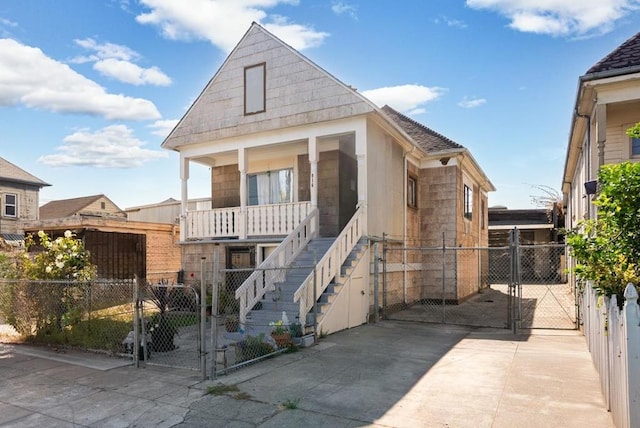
top-left (566, 161), bottom-right (640, 301)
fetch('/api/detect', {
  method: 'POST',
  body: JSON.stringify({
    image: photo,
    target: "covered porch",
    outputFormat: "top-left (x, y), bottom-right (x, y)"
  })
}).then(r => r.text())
top-left (176, 118), bottom-right (369, 241)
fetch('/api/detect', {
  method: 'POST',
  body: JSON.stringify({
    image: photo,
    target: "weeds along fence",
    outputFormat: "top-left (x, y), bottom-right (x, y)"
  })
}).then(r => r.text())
top-left (0, 278), bottom-right (135, 354)
top-left (582, 281), bottom-right (640, 428)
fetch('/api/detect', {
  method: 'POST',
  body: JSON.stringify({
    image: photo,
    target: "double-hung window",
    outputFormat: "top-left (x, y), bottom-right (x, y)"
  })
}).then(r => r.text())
top-left (244, 63), bottom-right (266, 115)
top-left (4, 193), bottom-right (17, 217)
top-left (463, 185), bottom-right (473, 220)
top-left (247, 169), bottom-right (293, 205)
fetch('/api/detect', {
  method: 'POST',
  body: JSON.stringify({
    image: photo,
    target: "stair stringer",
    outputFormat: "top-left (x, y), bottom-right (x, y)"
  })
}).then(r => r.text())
top-left (316, 244), bottom-right (370, 335)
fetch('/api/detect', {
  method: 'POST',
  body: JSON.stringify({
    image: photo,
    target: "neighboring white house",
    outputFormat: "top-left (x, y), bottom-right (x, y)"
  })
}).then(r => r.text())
top-left (563, 31), bottom-right (640, 228)
top-left (162, 22), bottom-right (494, 334)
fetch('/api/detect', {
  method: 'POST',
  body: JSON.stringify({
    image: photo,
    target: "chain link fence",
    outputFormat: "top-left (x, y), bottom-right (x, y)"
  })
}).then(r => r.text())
top-left (381, 238), bottom-right (575, 330)
top-left (211, 267), bottom-right (314, 377)
top-left (0, 279), bottom-right (135, 353)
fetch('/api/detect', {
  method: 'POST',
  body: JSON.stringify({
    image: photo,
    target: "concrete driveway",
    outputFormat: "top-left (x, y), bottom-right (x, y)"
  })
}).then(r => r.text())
top-left (0, 321), bottom-right (613, 427)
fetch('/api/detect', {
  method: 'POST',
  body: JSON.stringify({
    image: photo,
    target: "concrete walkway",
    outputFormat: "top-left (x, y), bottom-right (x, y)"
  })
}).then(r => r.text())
top-left (0, 322), bottom-right (613, 427)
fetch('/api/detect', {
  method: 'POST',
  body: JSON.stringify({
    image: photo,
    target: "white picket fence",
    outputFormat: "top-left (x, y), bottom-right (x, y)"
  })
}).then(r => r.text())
top-left (582, 281), bottom-right (640, 428)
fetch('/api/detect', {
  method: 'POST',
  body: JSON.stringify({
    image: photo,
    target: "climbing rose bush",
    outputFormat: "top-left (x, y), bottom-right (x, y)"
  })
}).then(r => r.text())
top-left (21, 230), bottom-right (96, 281)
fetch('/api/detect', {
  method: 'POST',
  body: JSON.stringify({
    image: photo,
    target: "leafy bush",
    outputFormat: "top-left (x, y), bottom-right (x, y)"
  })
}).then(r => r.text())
top-left (0, 230), bottom-right (97, 336)
top-left (566, 161), bottom-right (640, 300)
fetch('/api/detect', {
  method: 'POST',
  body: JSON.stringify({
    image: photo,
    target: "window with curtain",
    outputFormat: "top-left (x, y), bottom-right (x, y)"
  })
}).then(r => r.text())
top-left (247, 169), bottom-right (293, 205)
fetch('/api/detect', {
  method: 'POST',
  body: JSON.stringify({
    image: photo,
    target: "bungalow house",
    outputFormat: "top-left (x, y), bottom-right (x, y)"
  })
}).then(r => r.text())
top-left (39, 194), bottom-right (126, 220)
top-left (163, 23), bottom-right (494, 334)
top-left (562, 31), bottom-right (640, 287)
top-left (0, 157), bottom-right (50, 242)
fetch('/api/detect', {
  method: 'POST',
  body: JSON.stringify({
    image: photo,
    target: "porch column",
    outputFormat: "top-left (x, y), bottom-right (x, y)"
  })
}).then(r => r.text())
top-left (595, 103), bottom-right (606, 168)
top-left (309, 136), bottom-right (319, 208)
top-left (355, 120), bottom-right (368, 234)
top-left (238, 148), bottom-right (247, 239)
top-left (180, 155), bottom-right (189, 242)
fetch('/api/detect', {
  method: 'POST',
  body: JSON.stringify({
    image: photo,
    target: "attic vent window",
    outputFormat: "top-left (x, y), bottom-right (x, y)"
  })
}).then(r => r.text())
top-left (244, 63), bottom-right (266, 115)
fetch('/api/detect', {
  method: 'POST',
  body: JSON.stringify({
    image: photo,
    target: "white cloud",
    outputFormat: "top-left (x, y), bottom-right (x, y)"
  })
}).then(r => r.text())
top-left (136, 0), bottom-right (329, 52)
top-left (458, 96), bottom-right (487, 108)
top-left (434, 16), bottom-right (467, 29)
top-left (94, 58), bottom-right (172, 86)
top-left (0, 18), bottom-right (18, 28)
top-left (0, 38), bottom-right (161, 120)
top-left (466, 0), bottom-right (640, 37)
top-left (38, 125), bottom-right (168, 168)
top-left (73, 38), bottom-right (171, 86)
top-left (361, 84), bottom-right (446, 114)
top-left (332, 2), bottom-right (358, 19)
top-left (148, 119), bottom-right (179, 137)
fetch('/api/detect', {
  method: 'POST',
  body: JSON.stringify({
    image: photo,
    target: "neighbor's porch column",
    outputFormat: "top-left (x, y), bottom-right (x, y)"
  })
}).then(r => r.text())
top-left (309, 136), bottom-right (319, 209)
top-left (180, 155), bottom-right (189, 242)
top-left (355, 119), bottom-right (368, 233)
top-left (595, 103), bottom-right (606, 169)
top-left (238, 147), bottom-right (247, 239)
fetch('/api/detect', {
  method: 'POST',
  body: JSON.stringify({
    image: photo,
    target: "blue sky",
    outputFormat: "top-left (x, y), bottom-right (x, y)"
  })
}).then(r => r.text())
top-left (1, 1), bottom-right (639, 210)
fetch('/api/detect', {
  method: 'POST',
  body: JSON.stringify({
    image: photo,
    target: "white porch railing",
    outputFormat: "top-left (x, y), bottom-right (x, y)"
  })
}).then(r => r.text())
top-left (293, 205), bottom-right (365, 327)
top-left (582, 281), bottom-right (640, 428)
top-left (235, 208), bottom-right (319, 324)
top-left (184, 201), bottom-right (311, 239)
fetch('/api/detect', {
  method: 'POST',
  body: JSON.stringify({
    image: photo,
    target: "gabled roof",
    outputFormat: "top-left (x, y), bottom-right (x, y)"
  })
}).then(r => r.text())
top-left (0, 157), bottom-right (50, 187)
top-left (381, 105), bottom-right (464, 153)
top-left (586, 31), bottom-right (640, 75)
top-left (40, 194), bottom-right (121, 219)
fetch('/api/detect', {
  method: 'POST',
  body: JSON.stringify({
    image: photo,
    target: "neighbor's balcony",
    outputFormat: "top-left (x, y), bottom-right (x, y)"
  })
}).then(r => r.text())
top-left (184, 201), bottom-right (311, 240)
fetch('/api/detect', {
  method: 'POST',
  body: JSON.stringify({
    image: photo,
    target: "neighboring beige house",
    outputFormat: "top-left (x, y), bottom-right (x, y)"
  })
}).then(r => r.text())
top-left (563, 31), bottom-right (640, 290)
top-left (39, 194), bottom-right (126, 220)
top-left (0, 157), bottom-right (50, 240)
top-left (162, 23), bottom-right (494, 334)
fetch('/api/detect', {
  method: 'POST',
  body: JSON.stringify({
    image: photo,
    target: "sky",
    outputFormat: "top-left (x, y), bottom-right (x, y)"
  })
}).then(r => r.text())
top-left (1, 1), bottom-right (639, 211)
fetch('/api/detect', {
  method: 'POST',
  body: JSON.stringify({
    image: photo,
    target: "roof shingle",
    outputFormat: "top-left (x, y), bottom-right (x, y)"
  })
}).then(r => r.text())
top-left (0, 157), bottom-right (50, 187)
top-left (381, 105), bottom-right (464, 153)
top-left (586, 31), bottom-right (640, 75)
top-left (40, 195), bottom-right (107, 219)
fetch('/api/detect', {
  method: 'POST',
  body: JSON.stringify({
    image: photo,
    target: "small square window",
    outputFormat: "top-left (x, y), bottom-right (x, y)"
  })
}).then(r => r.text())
top-left (4, 193), bottom-right (17, 217)
top-left (463, 185), bottom-right (472, 220)
top-left (244, 63), bottom-right (266, 115)
top-left (632, 137), bottom-right (640, 157)
top-left (407, 176), bottom-right (417, 208)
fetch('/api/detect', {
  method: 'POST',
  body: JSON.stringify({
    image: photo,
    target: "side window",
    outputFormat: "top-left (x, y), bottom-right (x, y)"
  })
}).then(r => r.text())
top-left (407, 176), bottom-right (417, 208)
top-left (4, 193), bottom-right (17, 217)
top-left (463, 185), bottom-right (472, 220)
top-left (632, 137), bottom-right (640, 157)
top-left (244, 63), bottom-right (266, 115)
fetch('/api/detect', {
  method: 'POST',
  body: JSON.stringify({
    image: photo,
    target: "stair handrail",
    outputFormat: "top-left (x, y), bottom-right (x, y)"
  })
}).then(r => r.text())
top-left (235, 208), bottom-right (319, 324)
top-left (293, 205), bottom-right (365, 326)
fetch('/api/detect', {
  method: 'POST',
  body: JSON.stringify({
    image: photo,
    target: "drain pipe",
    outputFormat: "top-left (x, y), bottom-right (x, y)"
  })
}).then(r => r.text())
top-left (402, 146), bottom-right (416, 304)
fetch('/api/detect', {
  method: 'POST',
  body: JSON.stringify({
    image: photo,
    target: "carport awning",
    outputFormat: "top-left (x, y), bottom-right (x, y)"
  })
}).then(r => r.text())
top-left (1, 233), bottom-right (24, 242)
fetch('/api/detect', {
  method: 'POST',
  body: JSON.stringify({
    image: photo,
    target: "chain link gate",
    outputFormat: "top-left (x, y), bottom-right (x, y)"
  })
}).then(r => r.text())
top-left (133, 282), bottom-right (204, 372)
top-left (380, 230), bottom-right (576, 331)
